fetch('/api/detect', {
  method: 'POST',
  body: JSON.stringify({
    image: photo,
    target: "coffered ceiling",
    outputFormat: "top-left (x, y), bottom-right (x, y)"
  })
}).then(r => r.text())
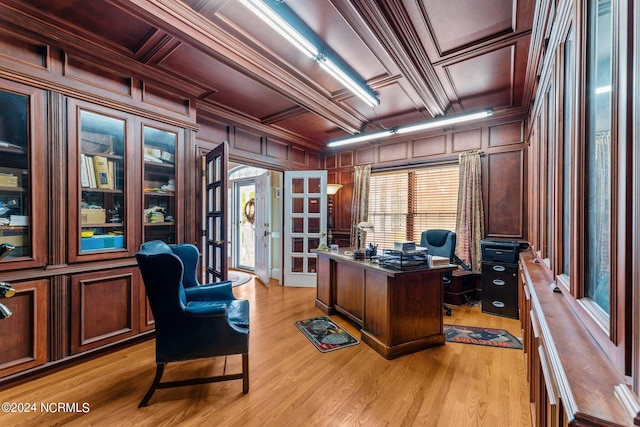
top-left (6, 0), bottom-right (536, 150)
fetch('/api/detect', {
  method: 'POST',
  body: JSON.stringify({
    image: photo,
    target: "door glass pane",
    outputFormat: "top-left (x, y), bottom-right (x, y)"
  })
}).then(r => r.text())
top-left (291, 178), bottom-right (304, 193)
top-left (142, 126), bottom-right (176, 244)
top-left (308, 217), bottom-right (320, 234)
top-left (584, 0), bottom-right (612, 314)
top-left (308, 178), bottom-right (321, 193)
top-left (308, 257), bottom-right (317, 273)
top-left (308, 238), bottom-right (320, 251)
top-left (308, 197), bottom-right (320, 213)
top-left (292, 217), bottom-right (304, 233)
top-left (292, 257), bottom-right (303, 272)
top-left (292, 197), bottom-right (304, 214)
top-left (292, 237), bottom-right (304, 253)
top-left (0, 90), bottom-right (30, 259)
top-left (79, 110), bottom-right (125, 253)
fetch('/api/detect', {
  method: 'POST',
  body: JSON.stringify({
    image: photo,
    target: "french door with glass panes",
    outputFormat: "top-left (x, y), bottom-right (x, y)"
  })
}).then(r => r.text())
top-left (282, 171), bottom-right (327, 287)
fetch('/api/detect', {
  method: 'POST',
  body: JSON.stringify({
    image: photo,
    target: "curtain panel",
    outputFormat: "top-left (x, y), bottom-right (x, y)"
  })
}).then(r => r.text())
top-left (350, 165), bottom-right (371, 247)
top-left (455, 151), bottom-right (484, 273)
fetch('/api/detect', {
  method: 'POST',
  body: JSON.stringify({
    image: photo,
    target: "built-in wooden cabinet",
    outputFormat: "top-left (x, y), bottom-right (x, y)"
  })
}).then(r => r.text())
top-left (141, 121), bottom-right (183, 244)
top-left (68, 100), bottom-right (136, 262)
top-left (0, 279), bottom-right (48, 377)
top-left (0, 82), bottom-right (47, 271)
top-left (71, 267), bottom-right (140, 354)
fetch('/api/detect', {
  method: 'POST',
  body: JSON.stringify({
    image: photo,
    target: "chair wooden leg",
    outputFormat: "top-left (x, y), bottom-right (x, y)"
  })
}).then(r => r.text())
top-left (139, 363), bottom-right (166, 408)
top-left (242, 353), bottom-right (249, 394)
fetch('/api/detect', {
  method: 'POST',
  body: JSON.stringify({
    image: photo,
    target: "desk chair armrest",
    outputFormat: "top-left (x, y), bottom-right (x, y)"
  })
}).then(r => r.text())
top-left (184, 281), bottom-right (235, 301)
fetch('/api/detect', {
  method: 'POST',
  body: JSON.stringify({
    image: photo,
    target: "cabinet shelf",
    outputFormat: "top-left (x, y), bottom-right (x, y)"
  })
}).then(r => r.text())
top-left (0, 186), bottom-right (25, 192)
top-left (81, 151), bottom-right (124, 161)
top-left (81, 222), bottom-right (123, 228)
top-left (144, 222), bottom-right (175, 227)
top-left (144, 191), bottom-right (174, 197)
top-left (81, 188), bottom-right (123, 194)
top-left (144, 161), bottom-right (173, 170)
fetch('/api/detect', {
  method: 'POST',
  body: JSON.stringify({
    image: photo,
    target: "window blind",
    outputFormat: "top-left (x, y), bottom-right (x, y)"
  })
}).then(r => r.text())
top-left (367, 163), bottom-right (459, 250)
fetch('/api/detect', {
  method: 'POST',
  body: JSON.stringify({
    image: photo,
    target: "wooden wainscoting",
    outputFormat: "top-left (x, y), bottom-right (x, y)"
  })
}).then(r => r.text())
top-left (70, 267), bottom-right (139, 354)
top-left (0, 279), bottom-right (48, 377)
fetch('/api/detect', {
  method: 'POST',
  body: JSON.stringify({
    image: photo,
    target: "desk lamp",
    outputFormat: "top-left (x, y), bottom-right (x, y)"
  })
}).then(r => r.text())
top-left (354, 221), bottom-right (374, 260)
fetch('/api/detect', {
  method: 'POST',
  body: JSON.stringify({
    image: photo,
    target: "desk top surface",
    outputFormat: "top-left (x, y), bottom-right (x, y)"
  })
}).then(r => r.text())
top-left (313, 248), bottom-right (456, 277)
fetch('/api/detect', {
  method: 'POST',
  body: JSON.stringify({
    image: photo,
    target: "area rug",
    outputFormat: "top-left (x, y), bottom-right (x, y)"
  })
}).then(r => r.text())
top-left (294, 316), bottom-right (360, 352)
top-left (444, 324), bottom-right (523, 350)
top-left (228, 271), bottom-right (252, 287)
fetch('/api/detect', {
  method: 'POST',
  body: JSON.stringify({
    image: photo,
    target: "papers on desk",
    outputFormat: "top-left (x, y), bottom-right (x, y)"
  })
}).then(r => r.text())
top-left (429, 255), bottom-right (450, 267)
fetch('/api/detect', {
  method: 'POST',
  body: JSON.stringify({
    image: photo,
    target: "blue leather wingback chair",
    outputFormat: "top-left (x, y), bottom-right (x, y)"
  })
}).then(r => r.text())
top-left (135, 240), bottom-right (249, 407)
top-left (420, 229), bottom-right (456, 316)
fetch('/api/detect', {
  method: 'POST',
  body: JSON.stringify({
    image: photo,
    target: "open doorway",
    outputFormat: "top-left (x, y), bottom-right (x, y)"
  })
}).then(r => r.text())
top-left (228, 163), bottom-right (282, 284)
top-left (234, 179), bottom-right (255, 271)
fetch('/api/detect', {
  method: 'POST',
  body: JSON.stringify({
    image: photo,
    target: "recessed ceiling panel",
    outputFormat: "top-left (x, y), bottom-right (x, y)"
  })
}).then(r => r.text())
top-left (445, 46), bottom-right (514, 110)
top-left (26, 0), bottom-right (154, 53)
top-left (423, 0), bottom-right (514, 55)
top-left (159, 43), bottom-right (296, 119)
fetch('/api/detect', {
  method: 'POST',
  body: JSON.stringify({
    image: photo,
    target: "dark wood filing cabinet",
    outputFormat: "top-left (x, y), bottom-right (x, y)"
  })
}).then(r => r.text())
top-left (481, 262), bottom-right (518, 319)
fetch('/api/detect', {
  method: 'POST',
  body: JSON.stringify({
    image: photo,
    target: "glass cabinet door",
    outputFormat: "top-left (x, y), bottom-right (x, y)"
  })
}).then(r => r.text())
top-left (0, 90), bottom-right (30, 260)
top-left (77, 109), bottom-right (127, 255)
top-left (142, 125), bottom-right (176, 243)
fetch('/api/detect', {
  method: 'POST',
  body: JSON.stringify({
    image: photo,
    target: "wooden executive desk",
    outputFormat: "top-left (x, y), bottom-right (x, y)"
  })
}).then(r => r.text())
top-left (314, 249), bottom-right (455, 359)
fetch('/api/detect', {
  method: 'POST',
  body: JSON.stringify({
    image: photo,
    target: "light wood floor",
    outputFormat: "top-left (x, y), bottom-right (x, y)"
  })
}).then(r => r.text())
top-left (1, 278), bottom-right (531, 427)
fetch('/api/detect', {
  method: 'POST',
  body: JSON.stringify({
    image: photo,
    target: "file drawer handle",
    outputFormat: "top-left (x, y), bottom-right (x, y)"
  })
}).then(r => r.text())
top-left (492, 265), bottom-right (505, 272)
top-left (492, 279), bottom-right (505, 286)
top-left (492, 301), bottom-right (505, 308)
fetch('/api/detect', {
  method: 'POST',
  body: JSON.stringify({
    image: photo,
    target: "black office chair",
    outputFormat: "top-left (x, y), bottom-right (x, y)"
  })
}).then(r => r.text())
top-left (420, 230), bottom-right (456, 316)
top-left (135, 240), bottom-right (249, 407)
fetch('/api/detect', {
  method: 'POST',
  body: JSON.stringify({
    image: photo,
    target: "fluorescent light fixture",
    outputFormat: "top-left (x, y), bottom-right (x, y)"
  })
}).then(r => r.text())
top-left (327, 109), bottom-right (493, 148)
top-left (240, 0), bottom-right (379, 107)
top-left (317, 56), bottom-right (379, 107)
top-left (327, 129), bottom-right (395, 147)
top-left (595, 85), bottom-right (611, 94)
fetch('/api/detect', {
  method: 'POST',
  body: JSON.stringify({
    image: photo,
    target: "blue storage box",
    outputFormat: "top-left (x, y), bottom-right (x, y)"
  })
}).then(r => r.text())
top-left (81, 235), bottom-right (124, 251)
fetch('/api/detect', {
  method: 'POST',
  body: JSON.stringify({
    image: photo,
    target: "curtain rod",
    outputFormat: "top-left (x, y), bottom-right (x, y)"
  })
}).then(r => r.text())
top-left (371, 151), bottom-right (484, 173)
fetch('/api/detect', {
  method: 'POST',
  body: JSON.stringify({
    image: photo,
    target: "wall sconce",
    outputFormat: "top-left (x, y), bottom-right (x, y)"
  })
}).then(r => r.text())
top-left (326, 184), bottom-right (343, 246)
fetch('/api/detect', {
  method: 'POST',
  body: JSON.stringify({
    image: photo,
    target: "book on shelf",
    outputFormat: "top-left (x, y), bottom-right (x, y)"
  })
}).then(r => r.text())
top-left (85, 155), bottom-right (97, 188)
top-left (107, 160), bottom-right (115, 190)
top-left (92, 155), bottom-right (110, 189)
top-left (80, 154), bottom-right (91, 188)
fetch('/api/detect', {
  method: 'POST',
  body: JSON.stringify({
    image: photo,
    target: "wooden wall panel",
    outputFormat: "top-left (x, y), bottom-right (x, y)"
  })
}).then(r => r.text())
top-left (291, 146), bottom-right (306, 165)
top-left (486, 150), bottom-right (524, 238)
top-left (0, 31), bottom-right (48, 69)
top-left (142, 83), bottom-right (191, 116)
top-left (232, 127), bottom-right (262, 155)
top-left (339, 151), bottom-right (353, 168)
top-left (0, 279), bottom-right (48, 377)
top-left (197, 116), bottom-right (229, 143)
top-left (356, 147), bottom-right (375, 165)
top-left (489, 121), bottom-right (524, 147)
top-left (266, 138), bottom-right (289, 161)
top-left (71, 267), bottom-right (139, 354)
top-left (325, 153), bottom-right (337, 169)
top-left (412, 135), bottom-right (446, 157)
top-left (307, 152), bottom-right (321, 169)
top-left (452, 128), bottom-right (482, 152)
top-left (64, 55), bottom-right (132, 96)
top-left (379, 142), bottom-right (408, 163)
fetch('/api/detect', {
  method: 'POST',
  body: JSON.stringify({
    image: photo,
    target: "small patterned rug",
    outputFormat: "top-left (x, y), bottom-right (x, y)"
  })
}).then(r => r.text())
top-left (444, 324), bottom-right (523, 350)
top-left (294, 316), bottom-right (360, 353)
top-left (228, 271), bottom-right (252, 287)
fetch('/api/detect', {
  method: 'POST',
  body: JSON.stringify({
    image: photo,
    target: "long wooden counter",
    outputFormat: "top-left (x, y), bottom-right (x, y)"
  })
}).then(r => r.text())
top-left (315, 249), bottom-right (455, 359)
